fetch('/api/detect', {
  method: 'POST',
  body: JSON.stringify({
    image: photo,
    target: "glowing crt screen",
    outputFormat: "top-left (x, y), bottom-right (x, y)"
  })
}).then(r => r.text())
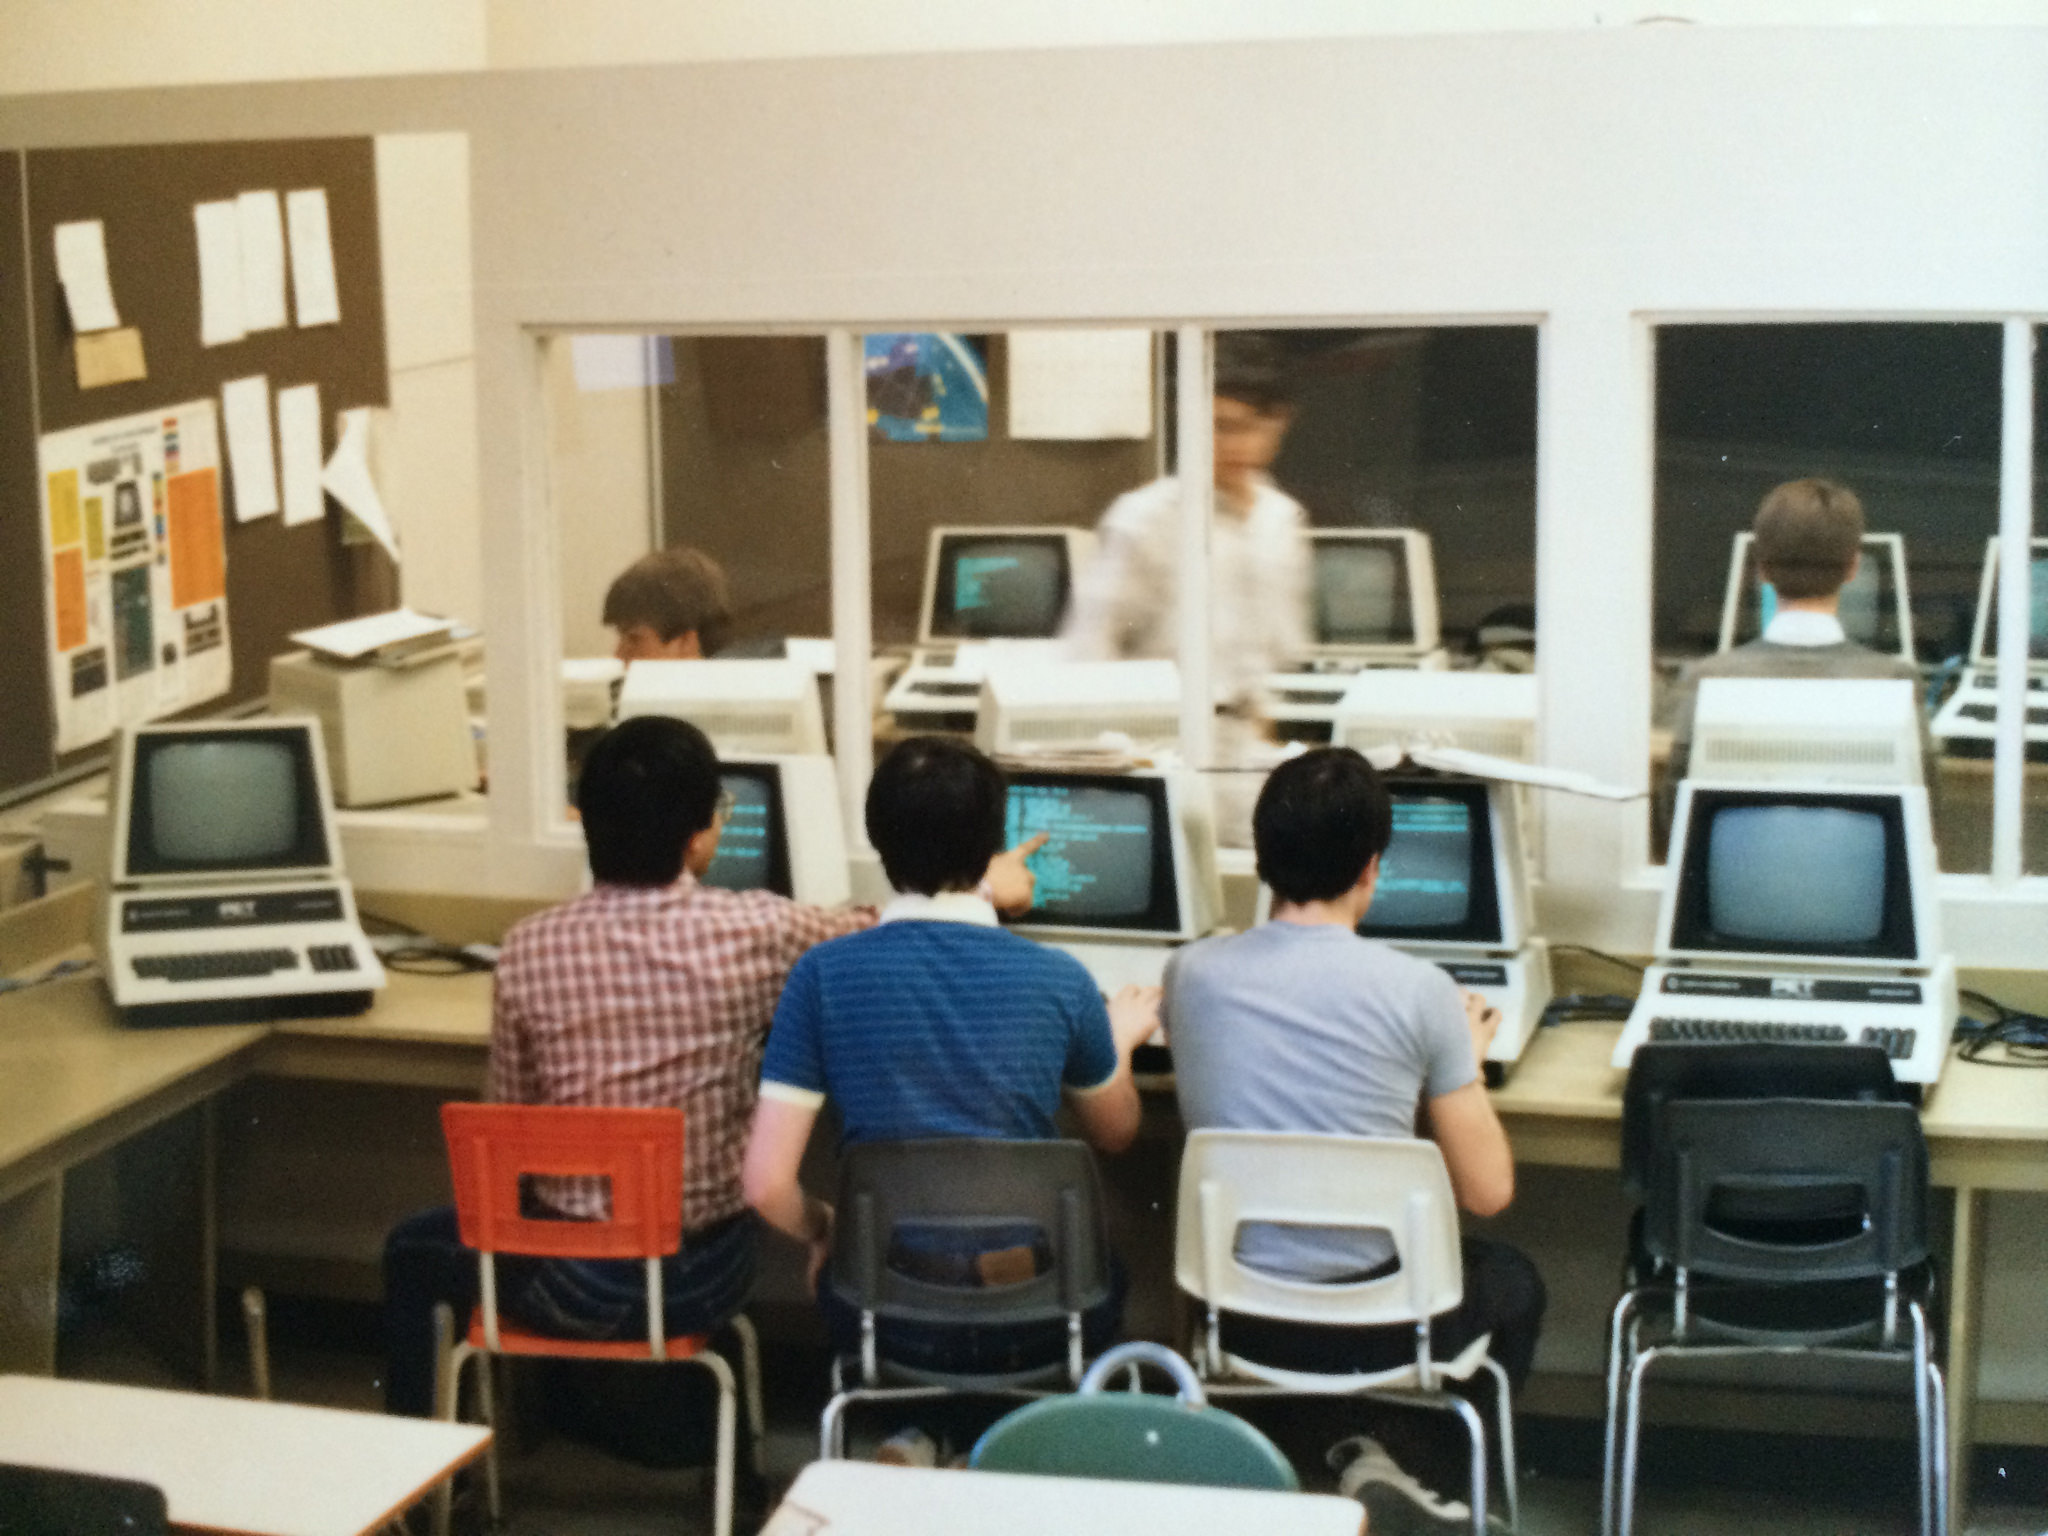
top-left (2031, 551), bottom-right (2048, 661)
top-left (1006, 781), bottom-right (1156, 923)
top-left (699, 769), bottom-right (787, 895)
top-left (1365, 796), bottom-right (1473, 931)
top-left (1314, 541), bottom-right (1405, 646)
top-left (1706, 805), bottom-right (1887, 946)
top-left (146, 739), bottom-right (300, 864)
top-left (939, 538), bottom-right (1068, 638)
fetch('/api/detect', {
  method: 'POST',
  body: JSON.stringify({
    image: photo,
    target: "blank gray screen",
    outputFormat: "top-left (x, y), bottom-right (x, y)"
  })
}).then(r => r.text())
top-left (1706, 805), bottom-right (1886, 945)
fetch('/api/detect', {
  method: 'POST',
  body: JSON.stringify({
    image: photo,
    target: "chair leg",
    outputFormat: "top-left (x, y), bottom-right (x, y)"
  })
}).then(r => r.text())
top-left (1444, 1391), bottom-right (1490, 1536)
top-left (1479, 1354), bottom-right (1520, 1532)
top-left (474, 1350), bottom-right (501, 1528)
top-left (241, 1286), bottom-right (270, 1402)
top-left (1600, 1293), bottom-right (1639, 1536)
top-left (1617, 1345), bottom-right (1661, 1536)
top-left (432, 1322), bottom-right (473, 1536)
top-left (1928, 1361), bottom-right (1951, 1536)
top-left (1912, 1305), bottom-right (1935, 1536)
top-left (692, 1351), bottom-right (739, 1536)
top-left (820, 1389), bottom-right (856, 1462)
top-left (730, 1314), bottom-right (767, 1477)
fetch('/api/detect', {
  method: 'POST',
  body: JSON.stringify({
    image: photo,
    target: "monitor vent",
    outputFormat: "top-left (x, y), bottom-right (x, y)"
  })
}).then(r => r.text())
top-left (1700, 737), bottom-right (1900, 768)
top-left (1007, 713), bottom-right (1179, 747)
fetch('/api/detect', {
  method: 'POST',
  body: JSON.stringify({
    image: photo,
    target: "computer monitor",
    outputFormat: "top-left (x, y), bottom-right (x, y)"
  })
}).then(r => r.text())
top-left (1965, 535), bottom-right (2048, 669)
top-left (1658, 780), bottom-right (1941, 970)
top-left (1356, 776), bottom-right (1527, 952)
top-left (694, 753), bottom-right (851, 906)
top-left (1305, 529), bottom-right (1441, 661)
top-left (975, 659), bottom-right (1182, 756)
top-left (111, 718), bottom-right (343, 886)
top-left (616, 659), bottom-right (828, 756)
top-left (1718, 531), bottom-right (1914, 662)
top-left (918, 526), bottom-right (1094, 644)
top-left (1333, 670), bottom-right (1537, 764)
top-left (999, 768), bottom-right (1215, 944)
top-left (561, 657), bottom-right (625, 731)
top-left (1689, 677), bottom-right (1923, 787)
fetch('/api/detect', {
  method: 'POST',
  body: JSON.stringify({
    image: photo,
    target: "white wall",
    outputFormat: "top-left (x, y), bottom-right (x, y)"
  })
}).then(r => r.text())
top-left (0, 0), bottom-right (486, 96)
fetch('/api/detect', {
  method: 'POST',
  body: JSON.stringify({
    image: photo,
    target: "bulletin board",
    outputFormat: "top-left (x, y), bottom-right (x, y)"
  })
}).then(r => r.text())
top-left (0, 135), bottom-right (392, 798)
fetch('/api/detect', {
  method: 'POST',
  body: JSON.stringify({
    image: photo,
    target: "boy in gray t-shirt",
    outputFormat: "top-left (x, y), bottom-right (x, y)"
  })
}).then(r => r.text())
top-left (1165, 747), bottom-right (1544, 1527)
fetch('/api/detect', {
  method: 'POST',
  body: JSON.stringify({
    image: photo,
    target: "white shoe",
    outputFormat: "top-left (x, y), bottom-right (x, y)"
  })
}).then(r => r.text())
top-left (1328, 1436), bottom-right (1473, 1533)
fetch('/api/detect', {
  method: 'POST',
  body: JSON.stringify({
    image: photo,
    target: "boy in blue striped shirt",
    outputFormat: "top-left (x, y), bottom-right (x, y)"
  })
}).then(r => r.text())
top-left (743, 736), bottom-right (1158, 1373)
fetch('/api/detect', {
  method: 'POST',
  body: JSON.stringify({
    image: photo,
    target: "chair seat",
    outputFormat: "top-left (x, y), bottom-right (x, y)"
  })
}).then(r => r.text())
top-left (466, 1310), bottom-right (713, 1361)
top-left (1207, 1328), bottom-right (1495, 1394)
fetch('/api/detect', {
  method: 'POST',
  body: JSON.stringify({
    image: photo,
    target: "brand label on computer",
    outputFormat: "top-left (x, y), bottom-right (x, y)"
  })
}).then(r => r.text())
top-left (121, 887), bottom-right (346, 932)
top-left (1662, 973), bottom-right (1921, 1005)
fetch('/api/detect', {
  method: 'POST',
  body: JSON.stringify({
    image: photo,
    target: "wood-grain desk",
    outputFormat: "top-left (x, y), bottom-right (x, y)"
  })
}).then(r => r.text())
top-left (0, 1374), bottom-right (488, 1536)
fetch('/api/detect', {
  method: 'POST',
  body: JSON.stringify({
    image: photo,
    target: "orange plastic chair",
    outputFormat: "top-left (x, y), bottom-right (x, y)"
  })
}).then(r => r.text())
top-left (432, 1102), bottom-right (763, 1536)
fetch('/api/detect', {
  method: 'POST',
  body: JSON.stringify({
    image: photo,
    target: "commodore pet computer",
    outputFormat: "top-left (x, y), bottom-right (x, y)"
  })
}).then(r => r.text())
top-left (102, 717), bottom-right (385, 1026)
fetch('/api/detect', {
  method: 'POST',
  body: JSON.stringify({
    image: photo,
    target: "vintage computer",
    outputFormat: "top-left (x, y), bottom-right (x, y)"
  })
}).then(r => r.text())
top-left (1717, 530), bottom-right (1915, 661)
top-left (1689, 676), bottom-right (1924, 787)
top-left (267, 649), bottom-right (478, 807)
top-left (1252, 773), bottom-right (1550, 1081)
top-left (999, 767), bottom-right (1221, 1000)
top-left (975, 659), bottom-right (1182, 757)
top-left (692, 753), bottom-right (852, 906)
top-left (1267, 529), bottom-right (1447, 739)
top-left (1613, 779), bottom-right (1956, 1087)
top-left (1333, 669), bottom-right (1538, 764)
top-left (1932, 536), bottom-right (2048, 754)
top-left (884, 526), bottom-right (1094, 731)
top-left (616, 659), bottom-right (828, 756)
top-left (100, 717), bottom-right (386, 1026)
top-left (560, 657), bottom-right (627, 731)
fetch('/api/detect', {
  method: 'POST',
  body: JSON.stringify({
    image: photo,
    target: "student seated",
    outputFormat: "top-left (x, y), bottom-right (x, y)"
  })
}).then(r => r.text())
top-left (382, 715), bottom-right (873, 1417)
top-left (604, 546), bottom-right (737, 662)
top-left (1664, 477), bottom-right (1926, 823)
top-left (1165, 747), bottom-right (1545, 1530)
top-left (741, 735), bottom-right (1160, 1376)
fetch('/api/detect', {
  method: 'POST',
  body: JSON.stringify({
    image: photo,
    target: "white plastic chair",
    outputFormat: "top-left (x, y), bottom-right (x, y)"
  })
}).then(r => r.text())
top-left (1174, 1130), bottom-right (1518, 1535)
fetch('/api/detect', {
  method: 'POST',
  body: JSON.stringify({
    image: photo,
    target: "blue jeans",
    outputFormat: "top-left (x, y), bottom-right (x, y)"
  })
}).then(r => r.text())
top-left (381, 1205), bottom-right (756, 1416)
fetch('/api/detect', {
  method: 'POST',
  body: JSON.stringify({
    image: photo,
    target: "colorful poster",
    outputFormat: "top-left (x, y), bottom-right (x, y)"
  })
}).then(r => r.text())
top-left (37, 399), bottom-right (232, 753)
top-left (864, 333), bottom-right (989, 442)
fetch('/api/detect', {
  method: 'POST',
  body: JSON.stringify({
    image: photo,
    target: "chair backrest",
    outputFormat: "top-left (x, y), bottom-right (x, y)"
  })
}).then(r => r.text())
top-left (970, 1344), bottom-right (1299, 1490)
top-left (441, 1101), bottom-right (684, 1261)
top-left (0, 1463), bottom-right (167, 1535)
top-left (1174, 1130), bottom-right (1463, 1328)
top-left (825, 1138), bottom-right (1113, 1326)
top-left (1620, 1043), bottom-right (1902, 1199)
top-left (1642, 1097), bottom-right (1929, 1283)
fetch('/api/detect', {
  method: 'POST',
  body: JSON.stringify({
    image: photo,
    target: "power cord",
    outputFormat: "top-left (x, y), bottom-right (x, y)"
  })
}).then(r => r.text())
top-left (0, 956), bottom-right (97, 995)
top-left (366, 927), bottom-right (499, 976)
top-left (1547, 943), bottom-right (1647, 980)
top-left (1953, 987), bottom-right (2048, 1067)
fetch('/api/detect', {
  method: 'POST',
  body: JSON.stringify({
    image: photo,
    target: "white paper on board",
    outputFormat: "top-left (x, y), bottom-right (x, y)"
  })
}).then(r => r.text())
top-left (286, 188), bottom-right (341, 328)
top-left (53, 220), bottom-right (120, 332)
top-left (194, 200), bottom-right (246, 346)
top-left (1007, 329), bottom-right (1155, 440)
top-left (237, 190), bottom-right (288, 333)
top-left (278, 383), bottom-right (325, 527)
top-left (221, 375), bottom-right (279, 521)
top-left (322, 408), bottom-right (399, 562)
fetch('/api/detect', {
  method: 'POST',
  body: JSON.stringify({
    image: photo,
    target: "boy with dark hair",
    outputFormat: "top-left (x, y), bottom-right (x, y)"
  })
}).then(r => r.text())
top-left (742, 735), bottom-right (1159, 1373)
top-left (604, 546), bottom-right (738, 662)
top-left (1666, 477), bottom-right (1924, 795)
top-left (381, 715), bottom-right (872, 1416)
top-left (1166, 747), bottom-right (1544, 1530)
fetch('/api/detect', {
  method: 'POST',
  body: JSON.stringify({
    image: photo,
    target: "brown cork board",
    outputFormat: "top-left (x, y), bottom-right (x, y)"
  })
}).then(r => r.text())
top-left (5, 135), bottom-right (394, 794)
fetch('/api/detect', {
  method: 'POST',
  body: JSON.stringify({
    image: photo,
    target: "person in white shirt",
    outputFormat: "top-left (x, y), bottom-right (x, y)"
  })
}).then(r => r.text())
top-left (1662, 478), bottom-right (1926, 830)
top-left (1059, 337), bottom-right (1312, 720)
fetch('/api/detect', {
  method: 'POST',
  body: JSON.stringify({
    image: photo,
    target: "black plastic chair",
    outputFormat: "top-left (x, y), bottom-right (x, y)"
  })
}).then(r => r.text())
top-left (1601, 1096), bottom-right (1946, 1536)
top-left (0, 1463), bottom-right (168, 1535)
top-left (817, 1138), bottom-right (1116, 1459)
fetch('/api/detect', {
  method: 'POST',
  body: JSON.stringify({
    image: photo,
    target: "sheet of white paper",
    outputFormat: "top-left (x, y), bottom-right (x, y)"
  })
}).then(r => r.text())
top-left (1007, 329), bottom-right (1154, 440)
top-left (193, 200), bottom-right (246, 346)
top-left (322, 408), bottom-right (399, 561)
top-left (236, 190), bottom-right (288, 333)
top-left (53, 220), bottom-right (120, 332)
top-left (570, 335), bottom-right (674, 392)
top-left (291, 607), bottom-right (453, 661)
top-left (221, 375), bottom-right (279, 522)
top-left (277, 383), bottom-right (325, 527)
top-left (286, 188), bottom-right (341, 328)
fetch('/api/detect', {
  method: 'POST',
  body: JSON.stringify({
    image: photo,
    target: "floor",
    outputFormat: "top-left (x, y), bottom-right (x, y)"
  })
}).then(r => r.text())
top-left (57, 1293), bottom-right (2048, 1536)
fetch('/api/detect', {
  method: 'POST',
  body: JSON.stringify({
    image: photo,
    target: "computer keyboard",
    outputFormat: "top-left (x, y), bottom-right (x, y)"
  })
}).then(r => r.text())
top-left (133, 948), bottom-right (297, 982)
top-left (909, 681), bottom-right (983, 699)
top-left (308, 944), bottom-right (360, 973)
top-left (1647, 1016), bottom-right (1916, 1060)
top-left (1956, 702), bottom-right (2048, 725)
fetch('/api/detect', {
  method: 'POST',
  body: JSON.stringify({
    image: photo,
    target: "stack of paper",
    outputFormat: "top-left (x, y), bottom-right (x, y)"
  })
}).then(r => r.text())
top-left (289, 608), bottom-right (456, 667)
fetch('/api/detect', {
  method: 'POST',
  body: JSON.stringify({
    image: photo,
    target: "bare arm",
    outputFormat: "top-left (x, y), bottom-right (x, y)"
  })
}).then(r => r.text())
top-left (1423, 1080), bottom-right (1515, 1218)
top-left (741, 1095), bottom-right (833, 1289)
top-left (1063, 985), bottom-right (1158, 1155)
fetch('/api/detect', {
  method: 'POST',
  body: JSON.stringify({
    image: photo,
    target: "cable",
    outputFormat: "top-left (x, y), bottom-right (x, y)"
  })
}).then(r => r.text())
top-left (0, 956), bottom-right (97, 995)
top-left (1540, 992), bottom-right (1637, 1028)
top-left (1952, 987), bottom-right (2048, 1068)
top-left (379, 942), bottom-right (498, 976)
top-left (1546, 943), bottom-right (1647, 980)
